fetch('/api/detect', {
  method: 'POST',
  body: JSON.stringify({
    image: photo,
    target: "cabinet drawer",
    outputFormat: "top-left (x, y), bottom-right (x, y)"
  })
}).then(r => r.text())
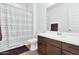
top-left (62, 42), bottom-right (79, 55)
top-left (62, 50), bottom-right (74, 55)
top-left (46, 38), bottom-right (61, 48)
top-left (46, 44), bottom-right (61, 55)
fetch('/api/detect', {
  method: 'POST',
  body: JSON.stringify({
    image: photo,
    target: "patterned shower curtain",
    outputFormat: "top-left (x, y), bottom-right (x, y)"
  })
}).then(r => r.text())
top-left (0, 3), bottom-right (33, 48)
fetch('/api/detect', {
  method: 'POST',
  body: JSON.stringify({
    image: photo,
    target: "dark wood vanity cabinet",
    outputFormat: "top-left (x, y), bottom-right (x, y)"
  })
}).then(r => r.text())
top-left (62, 42), bottom-right (79, 55)
top-left (38, 36), bottom-right (79, 55)
top-left (38, 42), bottom-right (46, 55)
top-left (38, 36), bottom-right (46, 55)
top-left (45, 37), bottom-right (61, 55)
top-left (46, 44), bottom-right (61, 55)
top-left (62, 50), bottom-right (74, 55)
top-left (38, 36), bottom-right (61, 55)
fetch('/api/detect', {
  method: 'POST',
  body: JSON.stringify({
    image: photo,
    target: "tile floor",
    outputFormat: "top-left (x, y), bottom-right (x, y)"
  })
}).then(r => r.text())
top-left (20, 50), bottom-right (39, 55)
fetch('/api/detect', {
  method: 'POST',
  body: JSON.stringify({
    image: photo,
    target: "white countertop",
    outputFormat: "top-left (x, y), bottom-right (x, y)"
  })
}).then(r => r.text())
top-left (38, 31), bottom-right (79, 46)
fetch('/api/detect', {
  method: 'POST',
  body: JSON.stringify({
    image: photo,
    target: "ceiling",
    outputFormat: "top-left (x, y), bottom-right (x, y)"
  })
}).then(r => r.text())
top-left (18, 3), bottom-right (55, 8)
top-left (47, 3), bottom-right (55, 8)
top-left (18, 3), bottom-right (33, 8)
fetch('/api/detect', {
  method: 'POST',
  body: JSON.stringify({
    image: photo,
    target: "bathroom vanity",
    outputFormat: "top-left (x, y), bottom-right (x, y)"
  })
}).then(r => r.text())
top-left (38, 31), bottom-right (79, 55)
top-left (38, 36), bottom-right (61, 55)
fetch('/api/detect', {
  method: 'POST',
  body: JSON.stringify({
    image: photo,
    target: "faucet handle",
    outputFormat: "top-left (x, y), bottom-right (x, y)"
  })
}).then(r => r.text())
top-left (68, 29), bottom-right (72, 31)
top-left (57, 31), bottom-right (62, 35)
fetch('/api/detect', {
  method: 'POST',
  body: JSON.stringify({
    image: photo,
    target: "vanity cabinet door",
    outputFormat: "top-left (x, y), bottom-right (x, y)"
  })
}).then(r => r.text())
top-left (38, 36), bottom-right (46, 55)
top-left (62, 50), bottom-right (74, 55)
top-left (46, 43), bottom-right (61, 55)
top-left (46, 38), bottom-right (61, 48)
top-left (38, 36), bottom-right (62, 55)
top-left (62, 42), bottom-right (79, 55)
top-left (38, 42), bottom-right (46, 55)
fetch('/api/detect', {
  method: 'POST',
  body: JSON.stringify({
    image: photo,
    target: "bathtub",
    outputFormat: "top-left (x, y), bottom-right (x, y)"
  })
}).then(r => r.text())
top-left (38, 31), bottom-right (79, 46)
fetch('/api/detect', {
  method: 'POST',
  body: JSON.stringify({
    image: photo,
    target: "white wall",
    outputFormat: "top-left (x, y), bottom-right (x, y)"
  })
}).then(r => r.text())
top-left (47, 3), bottom-right (69, 32)
top-left (33, 4), bottom-right (37, 38)
top-left (33, 3), bottom-right (47, 37)
top-left (47, 3), bottom-right (79, 32)
top-left (68, 3), bottom-right (79, 32)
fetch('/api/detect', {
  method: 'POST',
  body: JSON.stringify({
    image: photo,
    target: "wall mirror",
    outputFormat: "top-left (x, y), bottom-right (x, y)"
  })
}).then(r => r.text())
top-left (47, 3), bottom-right (79, 33)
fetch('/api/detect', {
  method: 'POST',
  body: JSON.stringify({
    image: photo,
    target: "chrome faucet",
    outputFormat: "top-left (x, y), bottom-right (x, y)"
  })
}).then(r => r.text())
top-left (57, 31), bottom-right (62, 35)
